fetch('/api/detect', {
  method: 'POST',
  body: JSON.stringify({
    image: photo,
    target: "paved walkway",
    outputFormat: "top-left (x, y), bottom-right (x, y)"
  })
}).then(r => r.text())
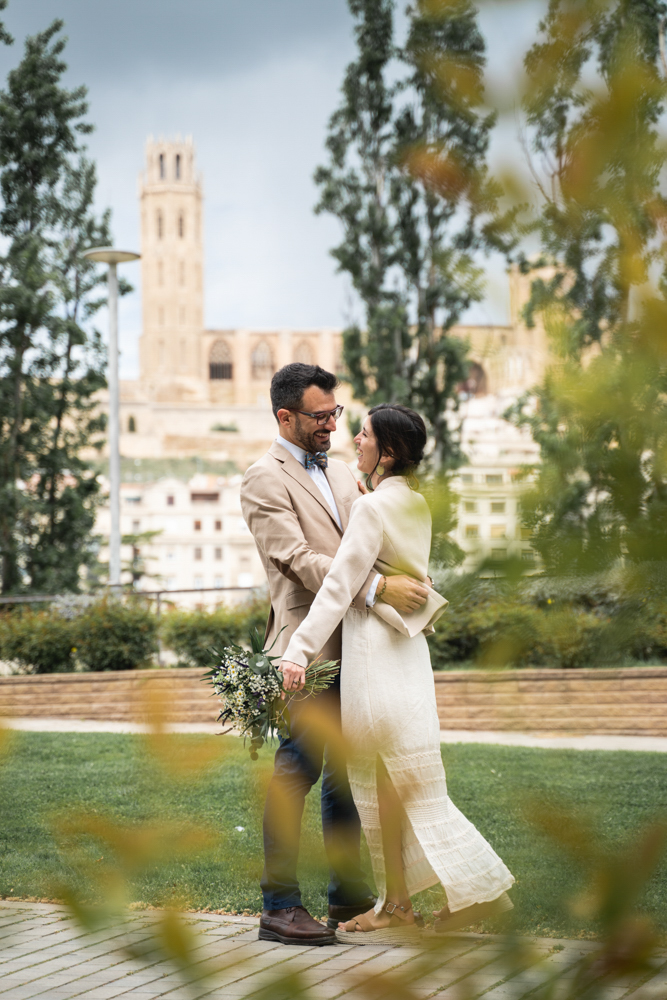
top-left (4, 718), bottom-right (667, 752)
top-left (1, 901), bottom-right (666, 1000)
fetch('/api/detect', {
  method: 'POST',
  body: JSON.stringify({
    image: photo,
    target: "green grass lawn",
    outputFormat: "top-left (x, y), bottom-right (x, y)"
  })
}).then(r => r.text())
top-left (0, 732), bottom-right (666, 939)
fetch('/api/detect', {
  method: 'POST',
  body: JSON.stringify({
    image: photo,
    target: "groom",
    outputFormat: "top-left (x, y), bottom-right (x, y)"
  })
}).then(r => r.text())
top-left (240, 362), bottom-right (429, 945)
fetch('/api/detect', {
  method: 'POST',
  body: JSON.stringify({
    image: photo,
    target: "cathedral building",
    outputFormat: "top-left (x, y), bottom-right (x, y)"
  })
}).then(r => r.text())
top-left (93, 137), bottom-right (554, 594)
top-left (118, 137), bottom-right (550, 469)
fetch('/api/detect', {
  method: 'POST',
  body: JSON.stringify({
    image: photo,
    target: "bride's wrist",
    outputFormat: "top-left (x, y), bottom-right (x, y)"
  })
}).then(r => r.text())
top-left (376, 575), bottom-right (388, 602)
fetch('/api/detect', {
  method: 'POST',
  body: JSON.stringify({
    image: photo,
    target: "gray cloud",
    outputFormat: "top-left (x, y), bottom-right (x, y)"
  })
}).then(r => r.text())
top-left (0, 1), bottom-right (543, 378)
top-left (1, 1), bottom-right (353, 81)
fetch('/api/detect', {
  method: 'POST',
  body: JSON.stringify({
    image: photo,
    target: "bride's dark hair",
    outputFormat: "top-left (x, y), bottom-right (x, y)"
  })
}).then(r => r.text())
top-left (367, 403), bottom-right (427, 487)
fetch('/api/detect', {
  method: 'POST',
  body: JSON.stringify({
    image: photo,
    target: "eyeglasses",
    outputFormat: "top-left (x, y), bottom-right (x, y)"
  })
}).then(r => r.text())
top-left (288, 405), bottom-right (344, 425)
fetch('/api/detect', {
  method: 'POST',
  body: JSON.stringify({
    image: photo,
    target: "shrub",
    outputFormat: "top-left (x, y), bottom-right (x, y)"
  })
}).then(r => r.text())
top-left (76, 597), bottom-right (159, 671)
top-left (161, 597), bottom-right (270, 669)
top-left (536, 608), bottom-right (612, 669)
top-left (472, 603), bottom-right (545, 668)
top-left (0, 608), bottom-right (77, 673)
top-left (429, 579), bottom-right (619, 671)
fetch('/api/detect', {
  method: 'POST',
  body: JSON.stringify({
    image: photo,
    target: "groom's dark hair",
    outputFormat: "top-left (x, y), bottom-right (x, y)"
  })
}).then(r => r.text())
top-left (270, 363), bottom-right (339, 419)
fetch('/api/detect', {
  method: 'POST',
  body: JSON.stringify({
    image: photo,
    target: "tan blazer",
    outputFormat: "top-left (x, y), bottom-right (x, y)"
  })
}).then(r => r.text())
top-left (240, 440), bottom-right (374, 661)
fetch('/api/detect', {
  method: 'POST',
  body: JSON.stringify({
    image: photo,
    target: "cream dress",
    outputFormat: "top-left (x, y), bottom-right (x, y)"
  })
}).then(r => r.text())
top-left (283, 476), bottom-right (514, 913)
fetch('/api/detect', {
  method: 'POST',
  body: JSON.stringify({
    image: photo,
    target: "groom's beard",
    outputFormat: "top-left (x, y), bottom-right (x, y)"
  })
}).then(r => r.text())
top-left (293, 415), bottom-right (332, 455)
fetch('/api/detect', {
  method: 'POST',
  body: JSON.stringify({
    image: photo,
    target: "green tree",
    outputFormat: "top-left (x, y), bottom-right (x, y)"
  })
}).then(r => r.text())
top-left (393, 0), bottom-right (504, 467)
top-left (315, 0), bottom-right (409, 411)
top-left (510, 0), bottom-right (667, 572)
top-left (0, 0), bottom-right (12, 48)
top-left (315, 0), bottom-right (504, 468)
top-left (0, 21), bottom-right (114, 592)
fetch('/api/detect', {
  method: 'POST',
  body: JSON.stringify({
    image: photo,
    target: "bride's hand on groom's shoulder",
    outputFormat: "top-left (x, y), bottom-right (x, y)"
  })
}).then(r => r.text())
top-left (279, 660), bottom-right (306, 699)
top-left (356, 479), bottom-right (369, 495)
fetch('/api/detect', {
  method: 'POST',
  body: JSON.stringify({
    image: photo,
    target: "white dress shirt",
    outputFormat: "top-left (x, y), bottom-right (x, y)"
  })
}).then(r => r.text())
top-left (275, 435), bottom-right (381, 606)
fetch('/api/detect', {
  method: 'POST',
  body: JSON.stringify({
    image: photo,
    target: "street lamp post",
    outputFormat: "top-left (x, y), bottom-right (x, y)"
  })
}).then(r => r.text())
top-left (83, 248), bottom-right (140, 591)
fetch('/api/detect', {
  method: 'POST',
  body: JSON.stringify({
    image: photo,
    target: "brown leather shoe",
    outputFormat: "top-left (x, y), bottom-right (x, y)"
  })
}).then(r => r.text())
top-left (328, 898), bottom-right (424, 930)
top-left (259, 905), bottom-right (336, 946)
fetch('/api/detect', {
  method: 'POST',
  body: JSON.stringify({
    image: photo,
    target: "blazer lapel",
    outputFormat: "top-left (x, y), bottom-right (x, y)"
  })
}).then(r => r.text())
top-left (270, 441), bottom-right (343, 532)
top-left (325, 461), bottom-right (357, 532)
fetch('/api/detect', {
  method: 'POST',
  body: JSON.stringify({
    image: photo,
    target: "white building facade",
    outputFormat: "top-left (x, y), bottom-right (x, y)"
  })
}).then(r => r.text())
top-left (451, 396), bottom-right (540, 570)
top-left (95, 473), bottom-right (265, 607)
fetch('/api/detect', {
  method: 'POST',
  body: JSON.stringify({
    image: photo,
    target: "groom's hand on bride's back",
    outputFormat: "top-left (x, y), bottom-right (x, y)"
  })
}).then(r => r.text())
top-left (381, 576), bottom-right (429, 613)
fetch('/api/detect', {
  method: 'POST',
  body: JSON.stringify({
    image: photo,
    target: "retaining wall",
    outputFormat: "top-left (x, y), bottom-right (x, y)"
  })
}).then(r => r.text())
top-left (1, 665), bottom-right (666, 735)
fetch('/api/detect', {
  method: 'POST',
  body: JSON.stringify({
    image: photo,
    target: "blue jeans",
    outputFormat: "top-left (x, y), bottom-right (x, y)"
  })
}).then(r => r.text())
top-left (260, 679), bottom-right (373, 910)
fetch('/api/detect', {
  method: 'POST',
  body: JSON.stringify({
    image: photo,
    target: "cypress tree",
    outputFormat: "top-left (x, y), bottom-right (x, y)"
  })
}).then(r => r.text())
top-left (0, 21), bottom-right (114, 592)
top-left (393, 0), bottom-right (503, 467)
top-left (315, 0), bottom-right (409, 410)
top-left (315, 0), bottom-right (504, 468)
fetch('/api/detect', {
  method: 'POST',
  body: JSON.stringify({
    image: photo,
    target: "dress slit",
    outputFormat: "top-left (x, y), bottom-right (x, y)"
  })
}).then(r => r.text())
top-left (342, 607), bottom-right (514, 914)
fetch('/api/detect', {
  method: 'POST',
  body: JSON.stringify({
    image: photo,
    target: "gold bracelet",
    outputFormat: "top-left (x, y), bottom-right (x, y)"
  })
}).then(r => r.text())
top-left (376, 575), bottom-right (388, 602)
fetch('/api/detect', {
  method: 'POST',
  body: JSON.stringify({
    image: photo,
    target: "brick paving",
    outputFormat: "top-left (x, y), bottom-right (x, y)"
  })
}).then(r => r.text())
top-left (1, 902), bottom-right (665, 999)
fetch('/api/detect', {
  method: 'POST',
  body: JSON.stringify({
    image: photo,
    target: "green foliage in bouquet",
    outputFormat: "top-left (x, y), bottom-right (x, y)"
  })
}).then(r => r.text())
top-left (207, 628), bottom-right (339, 759)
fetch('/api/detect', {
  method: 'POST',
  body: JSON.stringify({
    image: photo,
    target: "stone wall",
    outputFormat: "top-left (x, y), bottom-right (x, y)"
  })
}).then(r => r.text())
top-left (433, 666), bottom-right (667, 736)
top-left (0, 669), bottom-right (216, 726)
top-left (1, 666), bottom-right (666, 735)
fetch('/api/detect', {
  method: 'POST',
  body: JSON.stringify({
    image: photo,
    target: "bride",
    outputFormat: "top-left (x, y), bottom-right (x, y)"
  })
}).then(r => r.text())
top-left (280, 403), bottom-right (514, 944)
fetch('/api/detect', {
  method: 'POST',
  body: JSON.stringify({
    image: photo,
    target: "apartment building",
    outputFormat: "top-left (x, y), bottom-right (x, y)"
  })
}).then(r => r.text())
top-left (95, 473), bottom-right (265, 607)
top-left (451, 395), bottom-right (540, 570)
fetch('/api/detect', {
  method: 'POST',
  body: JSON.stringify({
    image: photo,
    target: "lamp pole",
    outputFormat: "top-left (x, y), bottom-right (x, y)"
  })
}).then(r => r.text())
top-left (83, 248), bottom-right (140, 591)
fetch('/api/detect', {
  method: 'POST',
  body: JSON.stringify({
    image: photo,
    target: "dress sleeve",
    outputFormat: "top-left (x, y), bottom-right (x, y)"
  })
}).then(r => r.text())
top-left (282, 497), bottom-right (383, 668)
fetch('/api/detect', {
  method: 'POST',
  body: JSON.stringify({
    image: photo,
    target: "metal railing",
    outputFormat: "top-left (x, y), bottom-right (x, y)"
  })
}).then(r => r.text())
top-left (0, 585), bottom-right (259, 606)
top-left (0, 585), bottom-right (266, 667)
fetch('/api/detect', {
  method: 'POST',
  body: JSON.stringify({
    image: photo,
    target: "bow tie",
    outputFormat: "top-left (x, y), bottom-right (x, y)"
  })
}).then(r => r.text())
top-left (305, 452), bottom-right (328, 470)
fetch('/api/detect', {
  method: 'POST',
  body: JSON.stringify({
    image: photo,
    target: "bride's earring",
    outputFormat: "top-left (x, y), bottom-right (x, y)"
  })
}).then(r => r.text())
top-left (376, 464), bottom-right (385, 476)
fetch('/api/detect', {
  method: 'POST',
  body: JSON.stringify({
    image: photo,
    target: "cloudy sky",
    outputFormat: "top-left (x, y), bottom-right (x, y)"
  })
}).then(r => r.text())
top-left (1, 0), bottom-right (543, 378)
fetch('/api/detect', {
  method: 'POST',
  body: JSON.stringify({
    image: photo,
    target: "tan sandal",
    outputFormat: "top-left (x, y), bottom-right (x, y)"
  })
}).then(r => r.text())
top-left (434, 891), bottom-right (513, 934)
top-left (335, 901), bottom-right (422, 946)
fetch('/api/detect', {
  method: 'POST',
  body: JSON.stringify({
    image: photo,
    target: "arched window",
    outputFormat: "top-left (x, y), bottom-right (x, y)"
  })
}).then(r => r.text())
top-left (157, 260), bottom-right (163, 286)
top-left (180, 338), bottom-right (187, 367)
top-left (158, 339), bottom-right (165, 369)
top-left (128, 415), bottom-right (136, 433)
top-left (159, 153), bottom-right (165, 179)
top-left (158, 306), bottom-right (164, 325)
top-left (458, 362), bottom-right (488, 398)
top-left (294, 339), bottom-right (315, 366)
top-left (209, 339), bottom-right (233, 380)
top-left (179, 261), bottom-right (185, 285)
top-left (178, 213), bottom-right (184, 238)
top-left (175, 153), bottom-right (181, 179)
top-left (251, 340), bottom-right (275, 380)
top-left (157, 210), bottom-right (163, 240)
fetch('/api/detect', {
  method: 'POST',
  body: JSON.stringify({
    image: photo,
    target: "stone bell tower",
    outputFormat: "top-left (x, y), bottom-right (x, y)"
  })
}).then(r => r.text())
top-left (138, 135), bottom-right (205, 400)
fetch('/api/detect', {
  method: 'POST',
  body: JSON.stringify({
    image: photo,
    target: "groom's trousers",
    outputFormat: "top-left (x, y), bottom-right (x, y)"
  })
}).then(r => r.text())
top-left (260, 675), bottom-right (373, 910)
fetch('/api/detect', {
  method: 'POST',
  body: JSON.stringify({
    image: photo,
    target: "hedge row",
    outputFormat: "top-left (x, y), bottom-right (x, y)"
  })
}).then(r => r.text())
top-left (160, 600), bottom-right (270, 668)
top-left (428, 568), bottom-right (667, 670)
top-left (0, 596), bottom-right (270, 674)
top-left (3, 567), bottom-right (667, 674)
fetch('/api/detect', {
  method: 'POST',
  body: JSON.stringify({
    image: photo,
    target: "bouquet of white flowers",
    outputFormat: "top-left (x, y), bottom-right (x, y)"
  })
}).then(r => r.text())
top-left (207, 628), bottom-right (339, 759)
